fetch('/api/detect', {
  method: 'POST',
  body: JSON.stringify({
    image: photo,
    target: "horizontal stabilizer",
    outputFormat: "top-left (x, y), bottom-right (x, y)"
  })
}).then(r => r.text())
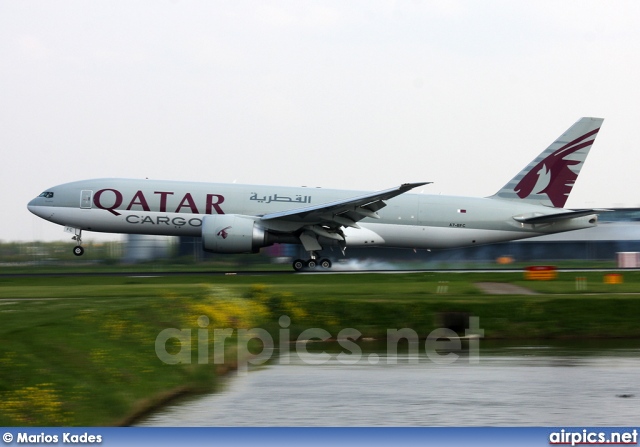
top-left (513, 209), bottom-right (611, 224)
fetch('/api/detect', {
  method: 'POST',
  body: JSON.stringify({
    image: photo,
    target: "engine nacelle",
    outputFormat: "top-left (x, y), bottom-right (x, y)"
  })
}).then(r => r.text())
top-left (202, 214), bottom-right (267, 254)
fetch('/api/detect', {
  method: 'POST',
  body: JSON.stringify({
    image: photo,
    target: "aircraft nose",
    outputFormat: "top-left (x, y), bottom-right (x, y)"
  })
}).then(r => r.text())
top-left (27, 197), bottom-right (45, 217)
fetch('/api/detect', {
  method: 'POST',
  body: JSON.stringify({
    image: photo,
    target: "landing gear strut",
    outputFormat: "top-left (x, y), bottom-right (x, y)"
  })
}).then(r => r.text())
top-left (292, 252), bottom-right (332, 271)
top-left (72, 229), bottom-right (84, 256)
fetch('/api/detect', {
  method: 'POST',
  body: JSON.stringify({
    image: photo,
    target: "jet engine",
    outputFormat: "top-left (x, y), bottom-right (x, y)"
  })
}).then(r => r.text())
top-left (202, 214), bottom-right (267, 254)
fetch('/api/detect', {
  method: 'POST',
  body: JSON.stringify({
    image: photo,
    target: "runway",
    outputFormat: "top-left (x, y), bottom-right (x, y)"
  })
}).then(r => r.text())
top-left (0, 267), bottom-right (635, 279)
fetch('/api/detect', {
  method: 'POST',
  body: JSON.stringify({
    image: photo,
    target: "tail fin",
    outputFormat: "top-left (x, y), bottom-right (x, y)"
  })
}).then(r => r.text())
top-left (492, 117), bottom-right (604, 208)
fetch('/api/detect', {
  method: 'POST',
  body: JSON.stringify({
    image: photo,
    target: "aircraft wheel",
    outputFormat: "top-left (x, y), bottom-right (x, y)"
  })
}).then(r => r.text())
top-left (73, 246), bottom-right (85, 256)
top-left (306, 259), bottom-right (317, 269)
top-left (292, 259), bottom-right (305, 271)
top-left (320, 258), bottom-right (332, 269)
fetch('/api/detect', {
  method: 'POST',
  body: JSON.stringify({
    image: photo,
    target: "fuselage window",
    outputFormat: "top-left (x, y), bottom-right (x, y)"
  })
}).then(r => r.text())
top-left (38, 192), bottom-right (54, 198)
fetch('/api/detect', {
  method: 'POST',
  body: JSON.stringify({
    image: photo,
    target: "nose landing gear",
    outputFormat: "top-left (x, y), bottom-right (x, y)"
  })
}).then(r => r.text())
top-left (71, 229), bottom-right (84, 256)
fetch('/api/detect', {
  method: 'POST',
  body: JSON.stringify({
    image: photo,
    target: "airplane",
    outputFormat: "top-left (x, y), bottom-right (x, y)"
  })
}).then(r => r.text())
top-left (28, 117), bottom-right (605, 271)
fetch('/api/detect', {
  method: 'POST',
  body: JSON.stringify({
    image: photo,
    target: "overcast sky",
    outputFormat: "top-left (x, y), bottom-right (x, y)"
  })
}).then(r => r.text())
top-left (2, 0), bottom-right (640, 242)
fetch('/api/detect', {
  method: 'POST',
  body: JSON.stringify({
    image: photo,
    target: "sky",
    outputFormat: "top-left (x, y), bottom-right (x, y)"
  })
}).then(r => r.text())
top-left (2, 0), bottom-right (640, 242)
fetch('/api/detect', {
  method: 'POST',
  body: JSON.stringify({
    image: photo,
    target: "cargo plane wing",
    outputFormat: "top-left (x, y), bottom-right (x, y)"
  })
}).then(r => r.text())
top-left (28, 117), bottom-right (605, 271)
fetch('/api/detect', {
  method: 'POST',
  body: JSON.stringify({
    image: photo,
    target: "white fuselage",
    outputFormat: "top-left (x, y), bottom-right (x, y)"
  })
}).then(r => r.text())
top-left (27, 178), bottom-right (597, 250)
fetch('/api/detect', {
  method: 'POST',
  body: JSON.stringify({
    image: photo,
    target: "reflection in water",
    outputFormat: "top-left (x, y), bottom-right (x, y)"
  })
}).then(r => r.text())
top-left (139, 342), bottom-right (640, 426)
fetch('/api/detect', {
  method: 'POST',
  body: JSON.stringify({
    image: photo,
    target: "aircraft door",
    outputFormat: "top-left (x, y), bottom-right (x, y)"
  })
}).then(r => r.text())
top-left (80, 190), bottom-right (93, 209)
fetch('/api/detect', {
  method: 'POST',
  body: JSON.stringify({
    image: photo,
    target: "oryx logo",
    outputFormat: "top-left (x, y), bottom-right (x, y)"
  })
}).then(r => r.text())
top-left (514, 127), bottom-right (599, 208)
top-left (216, 226), bottom-right (231, 239)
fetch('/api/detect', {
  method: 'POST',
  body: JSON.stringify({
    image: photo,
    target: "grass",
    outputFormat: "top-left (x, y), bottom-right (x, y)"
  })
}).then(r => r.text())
top-left (1, 269), bottom-right (640, 425)
top-left (0, 294), bottom-right (217, 426)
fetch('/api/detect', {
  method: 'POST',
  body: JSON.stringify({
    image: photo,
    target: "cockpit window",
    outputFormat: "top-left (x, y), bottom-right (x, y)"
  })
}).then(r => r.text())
top-left (38, 192), bottom-right (54, 199)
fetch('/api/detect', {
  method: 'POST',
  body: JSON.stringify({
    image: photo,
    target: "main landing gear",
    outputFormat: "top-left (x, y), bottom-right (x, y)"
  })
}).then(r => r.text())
top-left (292, 253), bottom-right (332, 271)
top-left (72, 230), bottom-right (84, 256)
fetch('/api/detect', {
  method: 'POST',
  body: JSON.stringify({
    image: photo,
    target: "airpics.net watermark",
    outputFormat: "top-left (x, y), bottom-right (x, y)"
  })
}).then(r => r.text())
top-left (155, 315), bottom-right (485, 375)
